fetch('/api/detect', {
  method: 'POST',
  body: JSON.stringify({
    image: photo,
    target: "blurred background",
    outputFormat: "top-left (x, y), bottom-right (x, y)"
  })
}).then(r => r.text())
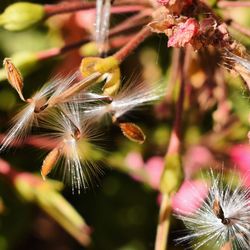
top-left (0, 1), bottom-right (250, 250)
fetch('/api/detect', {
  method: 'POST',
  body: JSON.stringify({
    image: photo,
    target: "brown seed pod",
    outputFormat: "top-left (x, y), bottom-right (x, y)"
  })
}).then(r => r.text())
top-left (41, 146), bottom-right (62, 180)
top-left (3, 58), bottom-right (25, 101)
top-left (213, 198), bottom-right (230, 225)
top-left (119, 122), bottom-right (146, 144)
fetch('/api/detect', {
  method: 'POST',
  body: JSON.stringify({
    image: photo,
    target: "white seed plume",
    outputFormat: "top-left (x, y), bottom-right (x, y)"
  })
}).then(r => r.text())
top-left (95, 0), bottom-right (111, 54)
top-left (176, 173), bottom-right (250, 249)
top-left (222, 50), bottom-right (250, 88)
top-left (40, 102), bottom-right (103, 194)
top-left (0, 74), bottom-right (78, 151)
top-left (83, 80), bottom-right (165, 121)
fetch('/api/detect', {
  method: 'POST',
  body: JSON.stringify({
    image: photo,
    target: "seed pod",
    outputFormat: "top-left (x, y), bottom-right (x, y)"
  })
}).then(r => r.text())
top-left (119, 122), bottom-right (146, 144)
top-left (3, 58), bottom-right (25, 101)
top-left (41, 146), bottom-right (61, 180)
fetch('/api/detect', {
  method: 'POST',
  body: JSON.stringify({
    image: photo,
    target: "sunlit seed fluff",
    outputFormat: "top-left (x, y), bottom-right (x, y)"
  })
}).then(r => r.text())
top-left (40, 102), bottom-right (103, 194)
top-left (222, 50), bottom-right (250, 87)
top-left (176, 173), bottom-right (250, 250)
top-left (0, 74), bottom-right (77, 151)
top-left (95, 0), bottom-right (111, 54)
top-left (83, 80), bottom-right (165, 121)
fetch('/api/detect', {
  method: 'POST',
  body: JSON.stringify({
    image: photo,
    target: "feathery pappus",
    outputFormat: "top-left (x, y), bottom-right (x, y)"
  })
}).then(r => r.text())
top-left (0, 72), bottom-right (102, 151)
top-left (83, 79), bottom-right (165, 121)
top-left (221, 50), bottom-right (250, 88)
top-left (95, 0), bottom-right (111, 54)
top-left (82, 79), bottom-right (164, 143)
top-left (40, 102), bottom-right (104, 194)
top-left (175, 172), bottom-right (250, 249)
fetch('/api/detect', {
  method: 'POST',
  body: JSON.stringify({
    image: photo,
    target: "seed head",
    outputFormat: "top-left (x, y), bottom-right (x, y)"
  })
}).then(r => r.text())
top-left (176, 172), bottom-right (250, 249)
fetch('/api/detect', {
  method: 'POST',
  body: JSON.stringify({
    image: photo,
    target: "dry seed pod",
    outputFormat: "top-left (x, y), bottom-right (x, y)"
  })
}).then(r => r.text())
top-left (3, 58), bottom-right (25, 101)
top-left (41, 146), bottom-right (61, 180)
top-left (119, 122), bottom-right (146, 144)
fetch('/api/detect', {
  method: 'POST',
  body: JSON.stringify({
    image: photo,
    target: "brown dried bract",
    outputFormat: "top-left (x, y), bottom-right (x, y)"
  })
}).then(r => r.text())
top-left (119, 122), bottom-right (146, 144)
top-left (3, 58), bottom-right (25, 101)
top-left (41, 146), bottom-right (62, 180)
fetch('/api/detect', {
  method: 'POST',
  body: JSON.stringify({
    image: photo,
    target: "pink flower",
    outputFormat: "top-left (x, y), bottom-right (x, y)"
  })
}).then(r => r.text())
top-left (157, 0), bottom-right (170, 4)
top-left (145, 156), bottom-right (164, 189)
top-left (125, 152), bottom-right (144, 170)
top-left (167, 18), bottom-right (199, 48)
top-left (75, 10), bottom-right (96, 34)
top-left (125, 152), bottom-right (144, 182)
top-left (157, 0), bottom-right (192, 5)
top-left (172, 180), bottom-right (208, 215)
top-left (184, 145), bottom-right (214, 178)
top-left (230, 144), bottom-right (250, 187)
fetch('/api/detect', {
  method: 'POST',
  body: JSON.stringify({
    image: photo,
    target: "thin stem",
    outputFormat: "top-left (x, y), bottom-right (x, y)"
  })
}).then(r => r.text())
top-left (155, 194), bottom-right (172, 250)
top-left (36, 10), bottom-right (151, 61)
top-left (154, 49), bottom-right (186, 250)
top-left (44, 1), bottom-right (95, 17)
top-left (226, 19), bottom-right (250, 38)
top-left (113, 26), bottom-right (152, 62)
top-left (44, 1), bottom-right (145, 18)
top-left (36, 37), bottom-right (90, 60)
top-left (218, 1), bottom-right (250, 8)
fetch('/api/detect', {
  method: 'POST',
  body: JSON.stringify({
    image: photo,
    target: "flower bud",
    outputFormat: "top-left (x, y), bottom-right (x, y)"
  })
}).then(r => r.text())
top-left (160, 153), bottom-right (183, 194)
top-left (0, 2), bottom-right (45, 31)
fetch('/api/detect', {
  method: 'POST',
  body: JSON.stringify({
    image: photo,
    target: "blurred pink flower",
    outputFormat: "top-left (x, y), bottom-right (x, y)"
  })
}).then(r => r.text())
top-left (157, 0), bottom-right (192, 5)
top-left (145, 156), bottom-right (164, 189)
top-left (125, 152), bottom-right (144, 182)
top-left (172, 180), bottom-right (208, 215)
top-left (230, 144), bottom-right (250, 187)
top-left (184, 145), bottom-right (214, 178)
top-left (168, 18), bottom-right (199, 48)
top-left (125, 152), bottom-right (144, 170)
top-left (75, 10), bottom-right (96, 34)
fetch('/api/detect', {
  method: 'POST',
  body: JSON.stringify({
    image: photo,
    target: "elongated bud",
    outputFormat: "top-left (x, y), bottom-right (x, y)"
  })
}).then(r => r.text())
top-left (0, 52), bottom-right (39, 82)
top-left (0, 2), bottom-right (45, 31)
top-left (119, 122), bottom-right (146, 144)
top-left (160, 153), bottom-right (183, 194)
top-left (41, 147), bottom-right (61, 180)
top-left (3, 58), bottom-right (25, 101)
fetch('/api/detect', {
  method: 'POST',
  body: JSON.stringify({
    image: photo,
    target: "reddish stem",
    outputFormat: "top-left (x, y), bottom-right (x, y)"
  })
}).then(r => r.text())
top-left (44, 1), bottom-right (145, 18)
top-left (227, 19), bottom-right (250, 38)
top-left (218, 1), bottom-right (250, 8)
top-left (44, 1), bottom-right (95, 17)
top-left (114, 26), bottom-right (152, 62)
top-left (154, 49), bottom-right (186, 250)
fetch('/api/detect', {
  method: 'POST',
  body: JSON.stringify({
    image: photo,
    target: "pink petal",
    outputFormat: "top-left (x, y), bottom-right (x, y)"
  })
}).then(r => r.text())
top-left (145, 156), bottom-right (164, 189)
top-left (168, 18), bottom-right (199, 48)
top-left (172, 180), bottom-right (208, 215)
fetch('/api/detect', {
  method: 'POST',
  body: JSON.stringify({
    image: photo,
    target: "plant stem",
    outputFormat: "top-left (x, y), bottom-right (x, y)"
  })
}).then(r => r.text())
top-left (44, 1), bottom-right (145, 18)
top-left (114, 26), bottom-right (152, 62)
top-left (218, 1), bottom-right (250, 8)
top-left (226, 19), bottom-right (250, 38)
top-left (36, 37), bottom-right (90, 60)
top-left (44, 1), bottom-right (95, 17)
top-left (154, 49), bottom-right (186, 250)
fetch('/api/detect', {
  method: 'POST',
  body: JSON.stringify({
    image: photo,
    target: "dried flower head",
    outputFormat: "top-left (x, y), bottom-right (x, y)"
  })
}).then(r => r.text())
top-left (176, 172), bottom-right (250, 249)
top-left (40, 102), bottom-right (104, 193)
